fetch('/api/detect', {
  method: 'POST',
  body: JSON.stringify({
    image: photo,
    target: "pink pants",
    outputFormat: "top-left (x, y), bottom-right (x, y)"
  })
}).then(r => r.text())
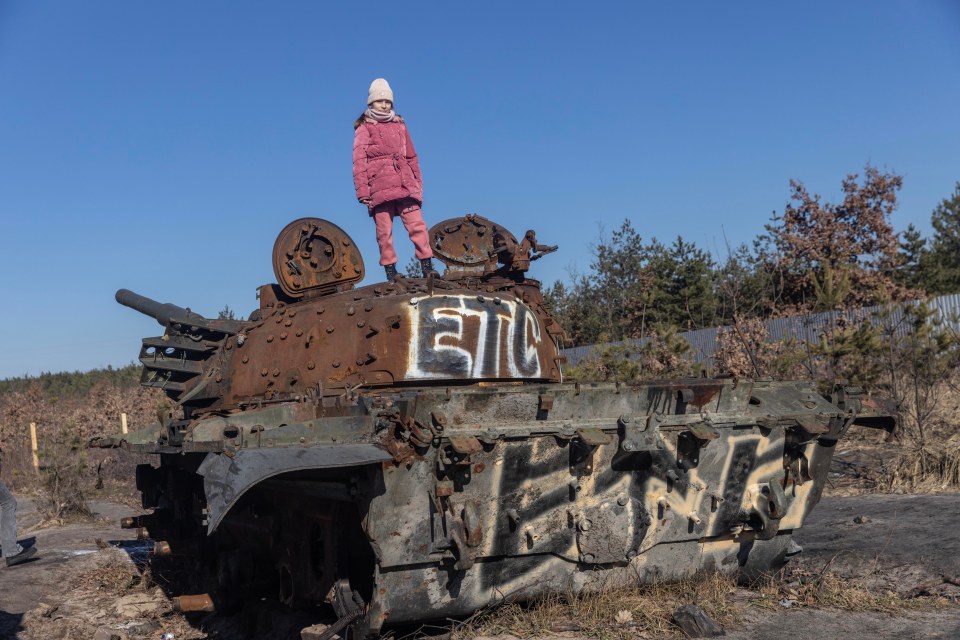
top-left (372, 199), bottom-right (433, 266)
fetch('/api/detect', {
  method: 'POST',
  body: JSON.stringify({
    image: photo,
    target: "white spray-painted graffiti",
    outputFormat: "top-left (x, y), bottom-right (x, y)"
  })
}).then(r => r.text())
top-left (405, 295), bottom-right (542, 379)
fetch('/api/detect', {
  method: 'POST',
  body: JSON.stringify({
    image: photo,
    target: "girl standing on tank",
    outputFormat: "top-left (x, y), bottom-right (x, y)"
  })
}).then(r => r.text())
top-left (353, 78), bottom-right (437, 281)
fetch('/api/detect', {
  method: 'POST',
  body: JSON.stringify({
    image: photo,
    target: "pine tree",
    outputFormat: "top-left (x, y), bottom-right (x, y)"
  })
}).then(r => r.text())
top-left (896, 223), bottom-right (929, 291)
top-left (925, 182), bottom-right (960, 295)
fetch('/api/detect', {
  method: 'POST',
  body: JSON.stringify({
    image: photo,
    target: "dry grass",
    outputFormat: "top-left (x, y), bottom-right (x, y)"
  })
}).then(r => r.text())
top-left (869, 358), bottom-right (960, 493)
top-left (880, 434), bottom-right (960, 493)
top-left (453, 572), bottom-right (740, 640)
top-left (451, 565), bottom-right (949, 640)
top-left (750, 565), bottom-right (942, 615)
top-left (71, 553), bottom-right (154, 596)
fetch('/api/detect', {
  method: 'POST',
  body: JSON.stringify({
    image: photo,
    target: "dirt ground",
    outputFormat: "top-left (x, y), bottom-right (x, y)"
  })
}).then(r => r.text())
top-left (1, 492), bottom-right (958, 640)
top-left (0, 498), bottom-right (156, 638)
top-left (725, 492), bottom-right (960, 639)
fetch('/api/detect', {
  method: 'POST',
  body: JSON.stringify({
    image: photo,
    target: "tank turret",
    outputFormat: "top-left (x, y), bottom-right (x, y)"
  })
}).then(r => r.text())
top-left (119, 215), bottom-right (565, 419)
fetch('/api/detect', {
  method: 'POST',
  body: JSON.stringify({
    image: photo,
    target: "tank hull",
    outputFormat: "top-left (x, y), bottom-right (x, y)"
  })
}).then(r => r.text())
top-left (114, 377), bottom-right (857, 633)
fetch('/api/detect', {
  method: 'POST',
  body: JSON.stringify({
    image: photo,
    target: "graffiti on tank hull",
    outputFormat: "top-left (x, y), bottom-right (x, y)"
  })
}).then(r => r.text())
top-left (405, 295), bottom-right (542, 379)
top-left (369, 416), bottom-right (833, 616)
top-left (453, 429), bottom-right (816, 598)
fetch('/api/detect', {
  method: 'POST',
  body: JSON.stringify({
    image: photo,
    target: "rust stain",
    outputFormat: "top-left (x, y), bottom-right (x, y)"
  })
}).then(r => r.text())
top-left (681, 381), bottom-right (723, 407)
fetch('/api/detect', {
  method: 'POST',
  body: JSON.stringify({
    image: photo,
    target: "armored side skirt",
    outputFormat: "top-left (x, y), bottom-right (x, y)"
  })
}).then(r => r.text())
top-left (367, 533), bottom-right (795, 627)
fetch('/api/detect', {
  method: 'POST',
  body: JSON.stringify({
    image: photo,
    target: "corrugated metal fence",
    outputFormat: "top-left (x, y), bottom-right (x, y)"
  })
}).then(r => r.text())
top-left (561, 293), bottom-right (960, 367)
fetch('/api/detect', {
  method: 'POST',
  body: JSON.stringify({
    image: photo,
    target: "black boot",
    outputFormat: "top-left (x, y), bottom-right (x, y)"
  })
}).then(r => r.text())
top-left (384, 263), bottom-right (399, 281)
top-left (420, 257), bottom-right (439, 278)
top-left (5, 545), bottom-right (37, 567)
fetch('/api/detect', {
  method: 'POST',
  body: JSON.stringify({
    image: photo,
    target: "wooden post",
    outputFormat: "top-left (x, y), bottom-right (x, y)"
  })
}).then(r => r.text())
top-left (29, 422), bottom-right (39, 472)
top-left (121, 412), bottom-right (129, 435)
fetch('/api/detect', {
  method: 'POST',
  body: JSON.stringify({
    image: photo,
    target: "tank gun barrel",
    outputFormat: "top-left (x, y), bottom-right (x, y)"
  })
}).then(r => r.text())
top-left (116, 288), bottom-right (205, 327)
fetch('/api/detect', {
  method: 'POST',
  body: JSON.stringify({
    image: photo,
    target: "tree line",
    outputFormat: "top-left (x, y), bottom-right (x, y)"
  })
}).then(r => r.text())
top-left (0, 363), bottom-right (142, 398)
top-left (545, 166), bottom-right (960, 347)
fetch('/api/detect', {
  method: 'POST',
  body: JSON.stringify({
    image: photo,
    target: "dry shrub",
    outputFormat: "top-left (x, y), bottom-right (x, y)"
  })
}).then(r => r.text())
top-left (38, 425), bottom-right (93, 521)
top-left (767, 166), bottom-right (918, 313)
top-left (713, 319), bottom-right (764, 378)
top-left (713, 317), bottom-right (807, 380)
top-left (636, 325), bottom-right (702, 378)
top-left (877, 306), bottom-right (960, 491)
top-left (881, 433), bottom-right (960, 492)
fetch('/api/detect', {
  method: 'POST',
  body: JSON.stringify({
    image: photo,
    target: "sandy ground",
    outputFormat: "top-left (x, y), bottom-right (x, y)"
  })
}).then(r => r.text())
top-left (0, 493), bottom-right (958, 639)
top-left (724, 492), bottom-right (960, 640)
top-left (796, 493), bottom-right (960, 586)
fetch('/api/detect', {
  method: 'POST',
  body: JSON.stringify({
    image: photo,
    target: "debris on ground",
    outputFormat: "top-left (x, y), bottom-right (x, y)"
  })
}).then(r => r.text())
top-left (671, 604), bottom-right (725, 637)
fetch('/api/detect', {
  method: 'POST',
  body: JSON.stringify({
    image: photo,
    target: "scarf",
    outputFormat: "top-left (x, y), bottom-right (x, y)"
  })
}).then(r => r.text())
top-left (364, 107), bottom-right (397, 123)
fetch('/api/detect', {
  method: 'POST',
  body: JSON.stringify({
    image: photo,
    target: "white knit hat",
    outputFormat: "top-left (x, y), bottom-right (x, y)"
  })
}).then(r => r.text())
top-left (367, 78), bottom-right (394, 105)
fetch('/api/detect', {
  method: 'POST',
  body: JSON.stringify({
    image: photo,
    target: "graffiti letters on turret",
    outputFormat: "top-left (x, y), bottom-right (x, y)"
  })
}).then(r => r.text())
top-left (406, 295), bottom-right (542, 379)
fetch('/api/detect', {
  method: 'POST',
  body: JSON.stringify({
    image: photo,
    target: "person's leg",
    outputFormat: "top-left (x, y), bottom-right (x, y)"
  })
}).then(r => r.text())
top-left (372, 202), bottom-right (400, 270)
top-left (0, 479), bottom-right (21, 558)
top-left (397, 201), bottom-right (433, 260)
top-left (397, 201), bottom-right (438, 276)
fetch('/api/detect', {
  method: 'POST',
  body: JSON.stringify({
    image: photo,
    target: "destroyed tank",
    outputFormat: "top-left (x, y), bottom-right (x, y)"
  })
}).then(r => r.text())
top-left (95, 215), bottom-right (895, 636)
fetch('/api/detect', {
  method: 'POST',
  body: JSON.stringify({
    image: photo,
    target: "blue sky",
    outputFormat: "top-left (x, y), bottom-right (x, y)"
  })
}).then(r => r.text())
top-left (1, 1), bottom-right (959, 378)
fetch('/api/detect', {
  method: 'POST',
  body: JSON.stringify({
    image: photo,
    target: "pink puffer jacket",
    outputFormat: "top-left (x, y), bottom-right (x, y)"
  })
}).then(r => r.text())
top-left (352, 118), bottom-right (423, 209)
